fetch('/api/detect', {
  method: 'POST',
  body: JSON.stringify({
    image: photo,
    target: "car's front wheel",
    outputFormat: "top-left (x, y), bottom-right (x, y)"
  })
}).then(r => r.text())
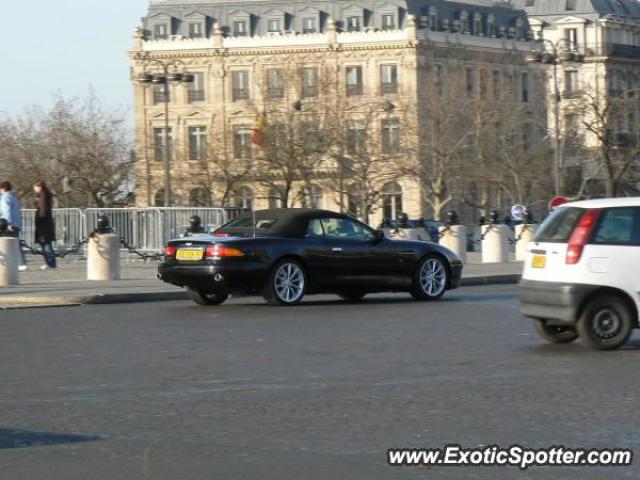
top-left (411, 255), bottom-right (448, 301)
top-left (186, 287), bottom-right (229, 306)
top-left (577, 295), bottom-right (634, 350)
top-left (533, 319), bottom-right (578, 344)
top-left (263, 259), bottom-right (307, 306)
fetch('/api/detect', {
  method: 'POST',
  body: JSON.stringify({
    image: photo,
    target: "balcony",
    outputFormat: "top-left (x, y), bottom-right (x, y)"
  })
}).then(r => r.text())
top-left (381, 82), bottom-right (398, 95)
top-left (188, 90), bottom-right (205, 102)
top-left (346, 84), bottom-right (363, 96)
top-left (232, 88), bottom-right (250, 101)
top-left (302, 85), bottom-right (318, 98)
top-left (586, 43), bottom-right (640, 60)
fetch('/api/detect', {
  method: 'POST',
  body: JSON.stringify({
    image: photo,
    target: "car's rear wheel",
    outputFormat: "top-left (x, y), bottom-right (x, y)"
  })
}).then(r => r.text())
top-left (577, 295), bottom-right (634, 350)
top-left (186, 287), bottom-right (229, 306)
top-left (263, 259), bottom-right (306, 306)
top-left (533, 319), bottom-right (578, 344)
top-left (411, 255), bottom-right (448, 301)
top-left (338, 291), bottom-right (366, 302)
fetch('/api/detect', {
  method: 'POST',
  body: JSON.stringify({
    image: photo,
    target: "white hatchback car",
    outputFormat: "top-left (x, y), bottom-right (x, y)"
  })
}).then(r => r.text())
top-left (519, 197), bottom-right (640, 350)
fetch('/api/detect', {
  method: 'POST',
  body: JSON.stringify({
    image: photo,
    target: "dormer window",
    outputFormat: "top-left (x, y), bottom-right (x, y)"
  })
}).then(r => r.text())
top-left (429, 7), bottom-right (438, 31)
top-left (347, 16), bottom-right (362, 32)
top-left (487, 15), bottom-right (496, 37)
top-left (154, 24), bottom-right (169, 39)
top-left (473, 13), bottom-right (483, 36)
top-left (233, 20), bottom-right (248, 36)
top-left (303, 17), bottom-right (317, 33)
top-left (267, 18), bottom-right (282, 33)
top-left (566, 0), bottom-right (576, 11)
top-left (189, 22), bottom-right (203, 38)
top-left (382, 14), bottom-right (396, 31)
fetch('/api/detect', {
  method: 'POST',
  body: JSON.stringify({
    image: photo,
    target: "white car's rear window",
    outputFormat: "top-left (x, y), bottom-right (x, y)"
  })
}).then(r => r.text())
top-left (534, 207), bottom-right (583, 243)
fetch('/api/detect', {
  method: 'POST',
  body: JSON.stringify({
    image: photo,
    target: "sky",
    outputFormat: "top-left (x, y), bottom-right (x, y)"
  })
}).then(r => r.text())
top-left (0, 0), bottom-right (149, 119)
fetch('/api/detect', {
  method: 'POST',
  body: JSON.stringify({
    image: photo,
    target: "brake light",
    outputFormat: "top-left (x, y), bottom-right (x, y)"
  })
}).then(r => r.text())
top-left (164, 244), bottom-right (177, 258)
top-left (566, 208), bottom-right (601, 265)
top-left (205, 245), bottom-right (244, 258)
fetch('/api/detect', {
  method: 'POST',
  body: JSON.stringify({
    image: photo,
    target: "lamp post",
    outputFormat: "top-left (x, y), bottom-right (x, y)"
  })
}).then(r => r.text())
top-left (527, 39), bottom-right (584, 196)
top-left (136, 59), bottom-right (194, 207)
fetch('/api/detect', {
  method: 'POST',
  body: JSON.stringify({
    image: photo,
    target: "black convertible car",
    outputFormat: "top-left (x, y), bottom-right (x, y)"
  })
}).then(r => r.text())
top-left (158, 209), bottom-right (463, 306)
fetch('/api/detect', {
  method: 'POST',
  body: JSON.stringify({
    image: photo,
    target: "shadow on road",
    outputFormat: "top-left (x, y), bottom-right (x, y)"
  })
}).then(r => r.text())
top-left (0, 429), bottom-right (100, 450)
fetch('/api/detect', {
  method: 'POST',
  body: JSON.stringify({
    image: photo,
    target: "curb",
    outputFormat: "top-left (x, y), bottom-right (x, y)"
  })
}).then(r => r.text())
top-left (0, 274), bottom-right (520, 307)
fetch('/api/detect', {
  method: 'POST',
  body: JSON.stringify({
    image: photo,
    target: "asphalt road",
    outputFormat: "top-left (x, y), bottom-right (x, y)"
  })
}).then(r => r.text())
top-left (1, 286), bottom-right (640, 480)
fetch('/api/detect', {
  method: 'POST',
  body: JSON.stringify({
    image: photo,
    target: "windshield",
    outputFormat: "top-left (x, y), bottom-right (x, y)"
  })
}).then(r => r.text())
top-left (533, 207), bottom-right (584, 243)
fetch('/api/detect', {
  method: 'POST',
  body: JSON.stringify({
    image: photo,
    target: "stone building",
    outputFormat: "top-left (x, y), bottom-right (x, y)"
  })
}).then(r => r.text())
top-left (130, 0), bottom-right (541, 225)
top-left (518, 0), bottom-right (640, 195)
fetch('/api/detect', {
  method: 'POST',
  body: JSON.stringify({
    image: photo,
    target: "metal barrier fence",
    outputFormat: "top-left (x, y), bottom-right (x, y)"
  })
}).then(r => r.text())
top-left (20, 207), bottom-right (245, 253)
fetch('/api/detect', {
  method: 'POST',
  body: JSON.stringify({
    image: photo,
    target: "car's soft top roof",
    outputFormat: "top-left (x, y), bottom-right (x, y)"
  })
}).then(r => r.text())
top-left (219, 208), bottom-right (353, 237)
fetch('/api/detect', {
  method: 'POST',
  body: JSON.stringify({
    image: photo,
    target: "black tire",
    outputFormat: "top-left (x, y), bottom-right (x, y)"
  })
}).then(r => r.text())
top-left (533, 319), bottom-right (578, 344)
top-left (263, 259), bottom-right (307, 306)
top-left (577, 294), bottom-right (634, 350)
top-left (338, 291), bottom-right (366, 302)
top-left (186, 287), bottom-right (229, 306)
top-left (410, 254), bottom-right (449, 301)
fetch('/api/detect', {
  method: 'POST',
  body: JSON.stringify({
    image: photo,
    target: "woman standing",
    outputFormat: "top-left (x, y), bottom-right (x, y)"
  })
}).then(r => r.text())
top-left (33, 180), bottom-right (56, 269)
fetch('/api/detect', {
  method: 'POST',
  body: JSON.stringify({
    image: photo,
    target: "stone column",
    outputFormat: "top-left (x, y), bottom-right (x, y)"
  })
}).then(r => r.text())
top-left (481, 225), bottom-right (510, 263)
top-left (439, 225), bottom-right (467, 263)
top-left (87, 234), bottom-right (121, 281)
top-left (0, 237), bottom-right (20, 286)
top-left (515, 224), bottom-right (539, 261)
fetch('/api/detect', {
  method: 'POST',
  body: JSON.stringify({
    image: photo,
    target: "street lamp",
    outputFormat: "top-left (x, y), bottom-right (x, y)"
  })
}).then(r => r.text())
top-left (136, 59), bottom-right (194, 207)
top-left (527, 38), bottom-right (584, 196)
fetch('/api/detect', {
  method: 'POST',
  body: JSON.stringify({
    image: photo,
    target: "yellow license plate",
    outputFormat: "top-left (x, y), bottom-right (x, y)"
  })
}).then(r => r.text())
top-left (531, 255), bottom-right (546, 269)
top-left (176, 248), bottom-right (204, 261)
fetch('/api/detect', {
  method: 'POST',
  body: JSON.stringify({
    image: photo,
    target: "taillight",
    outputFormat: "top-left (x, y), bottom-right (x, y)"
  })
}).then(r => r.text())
top-left (205, 244), bottom-right (244, 258)
top-left (164, 244), bottom-right (177, 258)
top-left (566, 208), bottom-right (601, 264)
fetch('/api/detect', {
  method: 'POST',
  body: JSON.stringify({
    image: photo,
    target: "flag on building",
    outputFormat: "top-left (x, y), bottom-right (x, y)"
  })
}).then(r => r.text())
top-left (252, 112), bottom-right (266, 147)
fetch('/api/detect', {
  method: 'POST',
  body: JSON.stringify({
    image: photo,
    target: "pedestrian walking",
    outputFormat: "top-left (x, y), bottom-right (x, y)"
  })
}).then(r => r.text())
top-left (33, 180), bottom-right (57, 270)
top-left (0, 180), bottom-right (27, 271)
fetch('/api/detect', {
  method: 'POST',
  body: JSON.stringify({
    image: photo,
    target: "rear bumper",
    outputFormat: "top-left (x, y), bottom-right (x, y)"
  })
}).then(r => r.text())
top-left (158, 261), bottom-right (268, 293)
top-left (519, 279), bottom-right (599, 324)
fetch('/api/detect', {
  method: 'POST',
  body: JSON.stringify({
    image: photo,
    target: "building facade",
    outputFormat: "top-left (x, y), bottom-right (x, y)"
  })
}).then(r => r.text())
top-left (518, 0), bottom-right (640, 195)
top-left (131, 0), bottom-right (542, 225)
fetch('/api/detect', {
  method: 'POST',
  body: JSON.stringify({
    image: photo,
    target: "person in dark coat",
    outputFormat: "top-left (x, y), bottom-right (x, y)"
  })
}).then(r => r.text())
top-left (33, 180), bottom-right (56, 269)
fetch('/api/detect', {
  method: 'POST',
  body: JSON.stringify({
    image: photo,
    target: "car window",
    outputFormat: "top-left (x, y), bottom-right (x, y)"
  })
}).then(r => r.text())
top-left (592, 207), bottom-right (640, 245)
top-left (306, 218), bottom-right (324, 238)
top-left (321, 217), bottom-right (375, 241)
top-left (534, 207), bottom-right (583, 243)
top-left (220, 217), bottom-right (277, 230)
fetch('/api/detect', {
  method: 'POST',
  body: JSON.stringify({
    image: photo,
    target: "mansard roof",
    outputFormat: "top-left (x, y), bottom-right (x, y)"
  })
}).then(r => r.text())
top-left (516, 0), bottom-right (640, 20)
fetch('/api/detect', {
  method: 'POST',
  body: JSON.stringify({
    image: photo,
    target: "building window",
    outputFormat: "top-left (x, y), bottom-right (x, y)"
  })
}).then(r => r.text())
top-left (188, 22), bottom-right (203, 38)
top-left (303, 17), bottom-right (317, 33)
top-left (346, 66), bottom-right (363, 96)
top-left (380, 64), bottom-right (398, 94)
top-left (153, 83), bottom-right (169, 104)
top-left (564, 70), bottom-right (578, 96)
top-left (188, 73), bottom-right (205, 102)
top-left (382, 14), bottom-right (396, 31)
top-left (521, 72), bottom-right (529, 103)
top-left (233, 20), bottom-right (248, 36)
top-left (153, 128), bottom-right (173, 162)
top-left (381, 119), bottom-right (400, 154)
top-left (266, 69), bottom-right (285, 99)
top-left (188, 126), bottom-right (208, 161)
top-left (267, 18), bottom-right (282, 33)
top-left (565, 28), bottom-right (578, 50)
top-left (565, 0), bottom-right (576, 11)
top-left (302, 67), bottom-right (319, 98)
top-left (302, 184), bottom-right (323, 208)
top-left (487, 15), bottom-right (496, 36)
top-left (189, 187), bottom-right (209, 207)
top-left (382, 182), bottom-right (403, 221)
top-left (346, 125), bottom-right (366, 155)
top-left (492, 69), bottom-right (501, 96)
top-left (429, 7), bottom-right (438, 31)
top-left (268, 188), bottom-right (284, 209)
top-left (154, 24), bottom-right (169, 39)
top-left (233, 126), bottom-right (253, 160)
top-left (466, 67), bottom-right (475, 94)
top-left (233, 186), bottom-right (254, 210)
top-left (433, 64), bottom-right (443, 96)
top-left (232, 71), bottom-right (250, 101)
top-left (346, 16), bottom-right (362, 32)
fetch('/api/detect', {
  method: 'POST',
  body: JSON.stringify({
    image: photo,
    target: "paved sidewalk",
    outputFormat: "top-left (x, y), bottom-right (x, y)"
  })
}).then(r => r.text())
top-left (1, 253), bottom-right (523, 308)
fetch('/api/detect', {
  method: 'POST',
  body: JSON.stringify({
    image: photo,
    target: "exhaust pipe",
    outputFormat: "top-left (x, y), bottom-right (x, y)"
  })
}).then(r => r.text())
top-left (214, 273), bottom-right (224, 282)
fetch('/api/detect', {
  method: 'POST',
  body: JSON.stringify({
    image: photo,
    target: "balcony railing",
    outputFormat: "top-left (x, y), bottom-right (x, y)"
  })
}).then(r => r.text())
top-left (584, 42), bottom-right (640, 60)
top-left (381, 82), bottom-right (398, 95)
top-left (346, 84), bottom-right (363, 96)
top-left (188, 90), bottom-right (205, 102)
top-left (232, 88), bottom-right (250, 101)
top-left (266, 87), bottom-right (284, 100)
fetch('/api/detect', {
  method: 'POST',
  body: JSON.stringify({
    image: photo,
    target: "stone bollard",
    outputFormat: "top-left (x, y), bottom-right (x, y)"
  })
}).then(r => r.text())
top-left (439, 225), bottom-right (467, 263)
top-left (481, 225), bottom-right (510, 263)
top-left (0, 237), bottom-right (20, 286)
top-left (515, 224), bottom-right (539, 261)
top-left (87, 233), bottom-right (121, 281)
